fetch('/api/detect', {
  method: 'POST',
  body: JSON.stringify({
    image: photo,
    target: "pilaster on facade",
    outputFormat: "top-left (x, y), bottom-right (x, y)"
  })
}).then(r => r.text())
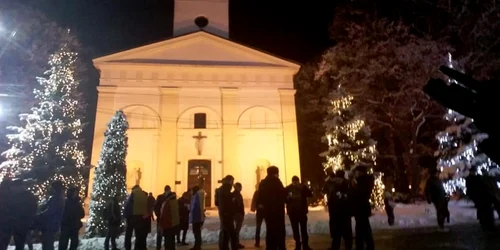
top-left (157, 87), bottom-right (180, 194)
top-left (220, 87), bottom-right (240, 180)
top-left (278, 88), bottom-right (301, 185)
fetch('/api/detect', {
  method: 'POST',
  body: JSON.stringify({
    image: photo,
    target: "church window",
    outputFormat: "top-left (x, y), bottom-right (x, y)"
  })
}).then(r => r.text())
top-left (194, 113), bottom-right (207, 129)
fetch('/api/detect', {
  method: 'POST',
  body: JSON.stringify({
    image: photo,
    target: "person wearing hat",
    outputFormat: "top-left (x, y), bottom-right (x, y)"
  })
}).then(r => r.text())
top-left (37, 180), bottom-right (65, 250)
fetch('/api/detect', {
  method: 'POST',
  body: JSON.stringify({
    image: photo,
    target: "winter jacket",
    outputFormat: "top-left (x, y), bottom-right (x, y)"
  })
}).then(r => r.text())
top-left (37, 192), bottom-right (65, 232)
top-left (1, 189), bottom-right (38, 232)
top-left (154, 193), bottom-right (169, 219)
top-left (425, 176), bottom-right (446, 205)
top-left (352, 174), bottom-right (375, 217)
top-left (258, 175), bottom-right (286, 217)
top-left (285, 184), bottom-right (313, 216)
top-left (250, 190), bottom-right (259, 212)
top-left (217, 183), bottom-right (235, 219)
top-left (158, 192), bottom-right (179, 230)
top-left (326, 177), bottom-right (351, 219)
top-left (104, 200), bottom-right (122, 226)
top-left (189, 191), bottom-right (205, 223)
top-left (233, 190), bottom-right (245, 216)
top-left (178, 197), bottom-right (190, 229)
top-left (61, 196), bottom-right (85, 230)
top-left (124, 189), bottom-right (149, 218)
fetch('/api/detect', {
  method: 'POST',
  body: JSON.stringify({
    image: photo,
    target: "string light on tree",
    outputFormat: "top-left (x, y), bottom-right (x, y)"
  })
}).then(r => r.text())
top-left (85, 110), bottom-right (129, 237)
top-left (0, 33), bottom-right (87, 201)
top-left (321, 84), bottom-right (384, 209)
top-left (434, 53), bottom-right (499, 195)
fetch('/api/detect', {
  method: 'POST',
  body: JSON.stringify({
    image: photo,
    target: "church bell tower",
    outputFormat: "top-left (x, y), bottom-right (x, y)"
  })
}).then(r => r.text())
top-left (173, 0), bottom-right (229, 38)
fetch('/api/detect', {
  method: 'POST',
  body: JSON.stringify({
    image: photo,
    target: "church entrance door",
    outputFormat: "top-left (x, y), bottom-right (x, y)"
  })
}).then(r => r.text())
top-left (187, 159), bottom-right (212, 207)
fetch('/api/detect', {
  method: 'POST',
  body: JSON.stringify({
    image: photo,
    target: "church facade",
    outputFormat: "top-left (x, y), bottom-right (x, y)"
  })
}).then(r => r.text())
top-left (88, 0), bottom-right (301, 206)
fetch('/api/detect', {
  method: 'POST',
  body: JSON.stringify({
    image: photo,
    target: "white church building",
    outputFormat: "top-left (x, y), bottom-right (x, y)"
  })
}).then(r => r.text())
top-left (88, 0), bottom-right (301, 206)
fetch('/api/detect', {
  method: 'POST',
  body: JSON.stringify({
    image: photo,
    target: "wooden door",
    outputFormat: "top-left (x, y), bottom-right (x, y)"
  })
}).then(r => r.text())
top-left (187, 159), bottom-right (212, 207)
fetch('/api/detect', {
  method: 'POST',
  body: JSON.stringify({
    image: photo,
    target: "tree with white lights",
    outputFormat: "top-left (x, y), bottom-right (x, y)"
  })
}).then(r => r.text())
top-left (435, 53), bottom-right (498, 195)
top-left (321, 85), bottom-right (384, 209)
top-left (86, 110), bottom-right (128, 237)
top-left (321, 85), bottom-right (377, 172)
top-left (0, 37), bottom-right (87, 200)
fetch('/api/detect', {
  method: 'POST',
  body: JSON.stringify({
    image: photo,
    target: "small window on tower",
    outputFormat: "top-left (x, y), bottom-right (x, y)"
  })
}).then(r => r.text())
top-left (194, 113), bottom-right (207, 129)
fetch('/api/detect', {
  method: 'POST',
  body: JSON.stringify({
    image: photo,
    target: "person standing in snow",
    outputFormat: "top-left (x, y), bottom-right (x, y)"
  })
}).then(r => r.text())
top-left (383, 190), bottom-right (395, 226)
top-left (425, 168), bottom-right (449, 232)
top-left (124, 185), bottom-right (150, 250)
top-left (351, 166), bottom-right (375, 250)
top-left (59, 187), bottom-right (84, 250)
top-left (155, 185), bottom-right (172, 250)
top-left (325, 170), bottom-right (352, 250)
top-left (258, 166), bottom-right (287, 250)
top-left (0, 179), bottom-right (38, 250)
top-left (285, 176), bottom-right (313, 250)
top-left (216, 175), bottom-right (238, 250)
top-left (177, 192), bottom-right (190, 246)
top-left (37, 180), bottom-right (66, 250)
top-left (190, 185), bottom-right (205, 250)
top-left (104, 196), bottom-right (121, 250)
top-left (233, 182), bottom-right (245, 249)
top-left (250, 184), bottom-right (264, 247)
top-left (158, 189), bottom-right (179, 250)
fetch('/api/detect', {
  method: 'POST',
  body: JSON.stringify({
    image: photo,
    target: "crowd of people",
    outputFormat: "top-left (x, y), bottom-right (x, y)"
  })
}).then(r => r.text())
top-left (0, 165), bottom-right (378, 250)
top-left (0, 179), bottom-right (85, 250)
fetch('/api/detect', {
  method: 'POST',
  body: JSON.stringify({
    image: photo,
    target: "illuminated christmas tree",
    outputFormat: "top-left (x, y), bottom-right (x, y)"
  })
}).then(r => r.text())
top-left (86, 110), bottom-right (128, 237)
top-left (435, 53), bottom-right (498, 195)
top-left (1, 38), bottom-right (86, 200)
top-left (321, 85), bottom-right (384, 209)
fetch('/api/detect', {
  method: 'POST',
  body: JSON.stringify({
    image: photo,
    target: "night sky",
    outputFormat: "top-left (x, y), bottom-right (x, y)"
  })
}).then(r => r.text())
top-left (30, 0), bottom-right (336, 63)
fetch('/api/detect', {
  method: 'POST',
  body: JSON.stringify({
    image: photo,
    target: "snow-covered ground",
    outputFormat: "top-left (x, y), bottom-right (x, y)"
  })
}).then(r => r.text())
top-left (9, 200), bottom-right (478, 250)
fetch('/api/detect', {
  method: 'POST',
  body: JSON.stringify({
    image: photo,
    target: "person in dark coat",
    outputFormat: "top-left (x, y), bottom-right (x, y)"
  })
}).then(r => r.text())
top-left (233, 182), bottom-right (245, 249)
top-left (325, 170), bottom-right (352, 250)
top-left (147, 192), bottom-right (156, 234)
top-left (466, 170), bottom-right (496, 231)
top-left (177, 192), bottom-right (190, 246)
top-left (425, 168), bottom-right (448, 231)
top-left (59, 187), bottom-right (84, 250)
top-left (257, 166), bottom-right (286, 250)
top-left (155, 186), bottom-right (171, 250)
top-left (216, 175), bottom-right (238, 250)
top-left (104, 196), bottom-right (122, 250)
top-left (250, 185), bottom-right (264, 247)
top-left (285, 176), bottom-right (313, 250)
top-left (351, 167), bottom-right (375, 250)
top-left (383, 190), bottom-right (395, 226)
top-left (0, 179), bottom-right (38, 250)
top-left (37, 180), bottom-right (65, 250)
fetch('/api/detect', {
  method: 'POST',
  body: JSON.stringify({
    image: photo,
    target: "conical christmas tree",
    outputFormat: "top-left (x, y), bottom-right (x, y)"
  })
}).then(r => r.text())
top-left (1, 36), bottom-right (86, 200)
top-left (86, 110), bottom-right (129, 237)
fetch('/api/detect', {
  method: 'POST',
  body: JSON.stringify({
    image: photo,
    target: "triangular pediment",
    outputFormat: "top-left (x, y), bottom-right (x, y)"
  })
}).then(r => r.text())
top-left (94, 31), bottom-right (300, 70)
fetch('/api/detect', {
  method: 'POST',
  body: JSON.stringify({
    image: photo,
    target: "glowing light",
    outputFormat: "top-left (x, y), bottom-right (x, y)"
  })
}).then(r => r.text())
top-left (434, 53), bottom-right (499, 195)
top-left (321, 85), bottom-right (383, 209)
top-left (392, 188), bottom-right (395, 193)
top-left (0, 45), bottom-right (86, 202)
top-left (85, 111), bottom-right (129, 238)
